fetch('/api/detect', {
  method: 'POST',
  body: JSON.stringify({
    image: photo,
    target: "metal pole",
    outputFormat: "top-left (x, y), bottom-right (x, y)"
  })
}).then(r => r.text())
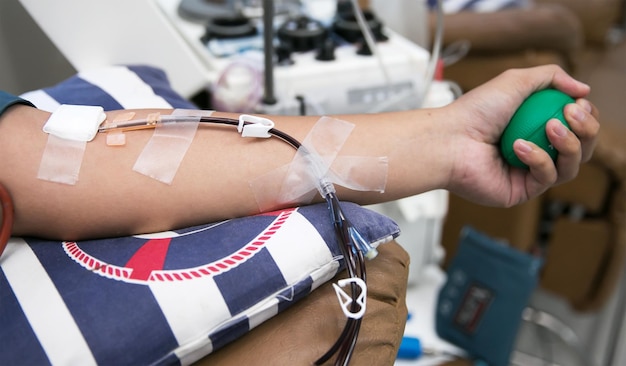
top-left (262, 0), bottom-right (277, 105)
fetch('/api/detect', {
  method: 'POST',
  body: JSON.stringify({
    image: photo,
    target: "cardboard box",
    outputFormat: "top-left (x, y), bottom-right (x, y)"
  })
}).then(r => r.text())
top-left (547, 162), bottom-right (612, 215)
top-left (540, 218), bottom-right (611, 308)
top-left (441, 196), bottom-right (542, 268)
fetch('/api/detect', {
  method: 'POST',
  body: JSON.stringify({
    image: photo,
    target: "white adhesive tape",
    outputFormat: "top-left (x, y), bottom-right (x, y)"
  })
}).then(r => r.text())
top-left (37, 135), bottom-right (86, 185)
top-left (37, 104), bottom-right (106, 185)
top-left (249, 116), bottom-right (388, 212)
top-left (132, 112), bottom-right (212, 184)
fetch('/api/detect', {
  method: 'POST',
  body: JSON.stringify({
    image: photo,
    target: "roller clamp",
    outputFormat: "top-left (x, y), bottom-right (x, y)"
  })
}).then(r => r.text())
top-left (238, 114), bottom-right (275, 138)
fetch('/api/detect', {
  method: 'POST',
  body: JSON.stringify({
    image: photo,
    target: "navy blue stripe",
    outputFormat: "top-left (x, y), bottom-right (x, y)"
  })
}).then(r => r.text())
top-left (428, 0), bottom-right (526, 11)
top-left (207, 276), bottom-right (313, 353)
top-left (0, 269), bottom-right (52, 366)
top-left (42, 76), bottom-right (123, 110)
top-left (154, 353), bottom-right (182, 366)
top-left (215, 248), bottom-right (286, 315)
top-left (209, 316), bottom-right (250, 352)
top-left (27, 239), bottom-right (179, 366)
top-left (277, 276), bottom-right (314, 313)
top-left (165, 216), bottom-right (277, 268)
top-left (42, 65), bottom-right (195, 110)
top-left (126, 65), bottom-right (197, 109)
top-left (299, 202), bottom-right (400, 257)
top-left (499, 0), bottom-right (521, 10)
top-left (463, 0), bottom-right (484, 10)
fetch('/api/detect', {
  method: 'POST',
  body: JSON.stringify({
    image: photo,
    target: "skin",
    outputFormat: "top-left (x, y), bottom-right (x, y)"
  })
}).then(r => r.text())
top-left (0, 65), bottom-right (599, 241)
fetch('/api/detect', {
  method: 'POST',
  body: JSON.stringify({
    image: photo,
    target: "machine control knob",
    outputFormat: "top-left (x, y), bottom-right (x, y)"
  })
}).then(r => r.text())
top-left (277, 16), bottom-right (328, 53)
top-left (316, 38), bottom-right (336, 61)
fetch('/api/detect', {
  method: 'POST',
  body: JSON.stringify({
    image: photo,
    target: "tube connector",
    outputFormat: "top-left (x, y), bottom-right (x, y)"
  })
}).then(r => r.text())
top-left (348, 225), bottom-right (378, 260)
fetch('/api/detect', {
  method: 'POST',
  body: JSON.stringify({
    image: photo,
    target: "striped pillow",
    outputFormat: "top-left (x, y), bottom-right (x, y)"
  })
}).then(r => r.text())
top-left (427, 0), bottom-right (532, 13)
top-left (20, 65), bottom-right (196, 112)
top-left (1, 65), bottom-right (400, 366)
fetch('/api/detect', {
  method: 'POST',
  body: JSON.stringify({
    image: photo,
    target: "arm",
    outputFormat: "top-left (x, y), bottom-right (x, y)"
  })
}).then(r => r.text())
top-left (0, 65), bottom-right (599, 241)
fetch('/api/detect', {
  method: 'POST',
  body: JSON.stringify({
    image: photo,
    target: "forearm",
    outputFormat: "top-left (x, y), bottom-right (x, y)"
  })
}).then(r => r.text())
top-left (258, 109), bottom-right (453, 201)
top-left (1, 106), bottom-right (452, 240)
top-left (1, 64), bottom-right (598, 241)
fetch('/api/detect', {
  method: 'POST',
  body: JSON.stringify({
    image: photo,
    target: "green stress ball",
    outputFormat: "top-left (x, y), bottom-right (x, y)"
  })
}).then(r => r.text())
top-left (500, 89), bottom-right (574, 168)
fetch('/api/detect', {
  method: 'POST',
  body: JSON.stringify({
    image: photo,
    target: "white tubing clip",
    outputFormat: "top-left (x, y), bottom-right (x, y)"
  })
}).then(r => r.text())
top-left (238, 114), bottom-right (275, 138)
top-left (332, 277), bottom-right (367, 319)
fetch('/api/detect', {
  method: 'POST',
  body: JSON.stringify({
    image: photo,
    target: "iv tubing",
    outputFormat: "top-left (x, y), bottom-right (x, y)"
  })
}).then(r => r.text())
top-left (99, 114), bottom-right (368, 365)
top-left (415, 0), bottom-right (444, 108)
top-left (361, 0), bottom-right (445, 113)
top-left (349, 0), bottom-right (391, 89)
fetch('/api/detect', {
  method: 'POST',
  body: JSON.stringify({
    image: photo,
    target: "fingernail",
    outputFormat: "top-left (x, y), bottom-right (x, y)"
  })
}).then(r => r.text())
top-left (553, 122), bottom-right (568, 137)
top-left (571, 105), bottom-right (586, 122)
top-left (516, 140), bottom-right (532, 153)
top-left (580, 99), bottom-right (592, 113)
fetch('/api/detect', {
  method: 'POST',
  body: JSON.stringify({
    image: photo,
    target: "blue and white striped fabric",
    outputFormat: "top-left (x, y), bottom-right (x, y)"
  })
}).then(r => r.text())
top-left (20, 65), bottom-right (196, 112)
top-left (1, 65), bottom-right (400, 366)
top-left (427, 0), bottom-right (532, 13)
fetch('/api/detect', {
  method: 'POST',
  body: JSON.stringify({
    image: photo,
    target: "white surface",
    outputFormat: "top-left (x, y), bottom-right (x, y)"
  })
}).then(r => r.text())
top-left (18, 0), bottom-right (211, 98)
top-left (370, 0), bottom-right (430, 48)
top-left (367, 190), bottom-right (449, 286)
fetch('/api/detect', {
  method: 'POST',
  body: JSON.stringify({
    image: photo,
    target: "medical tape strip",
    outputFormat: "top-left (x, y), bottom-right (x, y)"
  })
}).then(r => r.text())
top-left (250, 116), bottom-right (388, 212)
top-left (37, 104), bottom-right (106, 185)
top-left (132, 110), bottom-right (213, 184)
top-left (330, 155), bottom-right (389, 192)
top-left (105, 112), bottom-right (136, 146)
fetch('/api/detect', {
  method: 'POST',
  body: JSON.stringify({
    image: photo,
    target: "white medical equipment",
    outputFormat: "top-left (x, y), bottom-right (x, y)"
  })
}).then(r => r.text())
top-left (19, 0), bottom-right (450, 114)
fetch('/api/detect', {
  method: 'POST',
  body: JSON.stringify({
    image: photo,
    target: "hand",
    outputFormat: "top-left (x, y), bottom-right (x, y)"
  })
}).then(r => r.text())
top-left (444, 64), bottom-right (600, 207)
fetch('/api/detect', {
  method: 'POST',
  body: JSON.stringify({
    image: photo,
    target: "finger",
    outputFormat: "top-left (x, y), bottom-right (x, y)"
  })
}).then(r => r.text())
top-left (563, 99), bottom-right (600, 163)
top-left (545, 118), bottom-right (582, 184)
top-left (489, 65), bottom-right (591, 101)
top-left (512, 139), bottom-right (558, 196)
top-left (549, 69), bottom-right (591, 99)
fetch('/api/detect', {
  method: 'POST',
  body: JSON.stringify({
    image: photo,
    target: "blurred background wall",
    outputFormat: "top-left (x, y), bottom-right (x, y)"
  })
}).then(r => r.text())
top-left (0, 0), bottom-right (75, 94)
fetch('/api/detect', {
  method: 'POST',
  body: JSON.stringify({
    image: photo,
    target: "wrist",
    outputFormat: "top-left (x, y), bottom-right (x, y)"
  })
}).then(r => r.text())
top-left (412, 107), bottom-right (457, 192)
top-left (383, 108), bottom-right (456, 198)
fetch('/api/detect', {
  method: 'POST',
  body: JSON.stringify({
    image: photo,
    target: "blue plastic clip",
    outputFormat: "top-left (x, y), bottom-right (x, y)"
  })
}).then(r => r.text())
top-left (397, 336), bottom-right (424, 360)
